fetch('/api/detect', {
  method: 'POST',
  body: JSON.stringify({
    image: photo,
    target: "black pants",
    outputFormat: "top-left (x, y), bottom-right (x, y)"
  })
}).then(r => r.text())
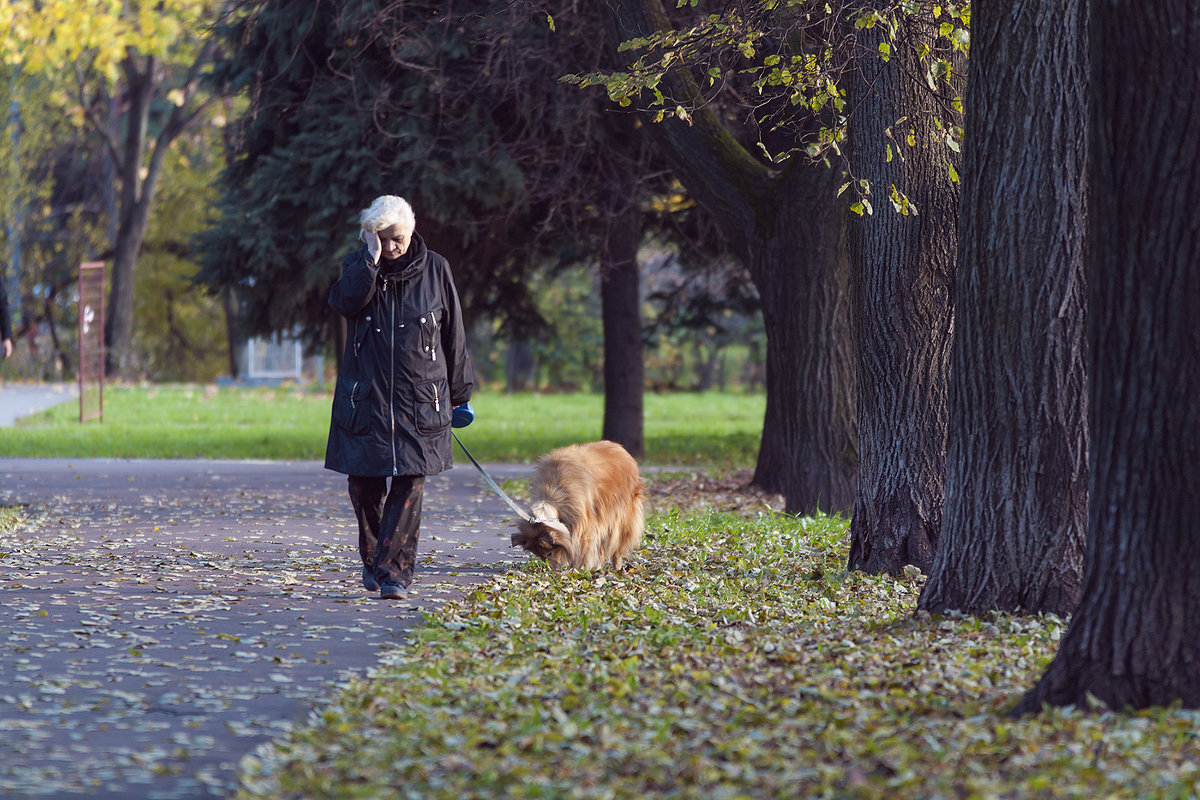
top-left (347, 474), bottom-right (425, 588)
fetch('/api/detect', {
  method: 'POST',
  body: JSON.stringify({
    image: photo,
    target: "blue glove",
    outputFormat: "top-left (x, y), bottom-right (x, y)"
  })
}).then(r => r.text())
top-left (451, 401), bottom-right (475, 428)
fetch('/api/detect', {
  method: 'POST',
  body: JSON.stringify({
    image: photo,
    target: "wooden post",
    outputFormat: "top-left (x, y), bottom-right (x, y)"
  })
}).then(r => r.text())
top-left (78, 262), bottom-right (105, 423)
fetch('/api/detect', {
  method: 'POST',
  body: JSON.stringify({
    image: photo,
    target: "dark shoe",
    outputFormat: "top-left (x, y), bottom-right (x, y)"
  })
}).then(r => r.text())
top-left (362, 567), bottom-right (380, 592)
top-left (380, 582), bottom-right (406, 600)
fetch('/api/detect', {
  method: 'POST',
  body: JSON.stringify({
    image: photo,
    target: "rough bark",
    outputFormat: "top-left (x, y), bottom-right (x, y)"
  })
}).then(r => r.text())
top-left (601, 207), bottom-right (645, 459)
top-left (846, 8), bottom-right (959, 576)
top-left (1016, 0), bottom-right (1200, 712)
top-left (607, 0), bottom-right (857, 514)
top-left (752, 164), bottom-right (857, 515)
top-left (917, 0), bottom-right (1088, 615)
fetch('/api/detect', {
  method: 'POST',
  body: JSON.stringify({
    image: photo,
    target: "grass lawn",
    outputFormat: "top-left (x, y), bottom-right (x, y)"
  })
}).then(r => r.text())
top-left (0, 384), bottom-right (763, 467)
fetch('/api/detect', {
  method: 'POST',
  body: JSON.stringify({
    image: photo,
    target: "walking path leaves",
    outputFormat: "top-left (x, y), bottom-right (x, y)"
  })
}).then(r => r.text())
top-left (0, 458), bottom-right (524, 799)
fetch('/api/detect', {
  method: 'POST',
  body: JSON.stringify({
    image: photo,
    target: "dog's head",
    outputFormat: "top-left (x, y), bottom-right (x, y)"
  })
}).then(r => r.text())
top-left (512, 514), bottom-right (575, 569)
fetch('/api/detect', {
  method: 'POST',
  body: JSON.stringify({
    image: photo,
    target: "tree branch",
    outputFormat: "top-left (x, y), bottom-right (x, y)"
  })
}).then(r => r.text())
top-left (73, 60), bottom-right (123, 171)
top-left (602, 0), bottom-right (775, 252)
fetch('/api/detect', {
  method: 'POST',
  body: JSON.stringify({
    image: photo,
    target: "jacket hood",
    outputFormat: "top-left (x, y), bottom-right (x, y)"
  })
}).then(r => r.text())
top-left (379, 232), bottom-right (429, 282)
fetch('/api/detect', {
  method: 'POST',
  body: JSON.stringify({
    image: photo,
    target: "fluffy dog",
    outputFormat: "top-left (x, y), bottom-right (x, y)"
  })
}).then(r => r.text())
top-left (511, 440), bottom-right (644, 570)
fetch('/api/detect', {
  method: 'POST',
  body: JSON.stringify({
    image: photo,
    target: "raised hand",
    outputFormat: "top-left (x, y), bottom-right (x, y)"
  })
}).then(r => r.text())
top-left (363, 228), bottom-right (382, 264)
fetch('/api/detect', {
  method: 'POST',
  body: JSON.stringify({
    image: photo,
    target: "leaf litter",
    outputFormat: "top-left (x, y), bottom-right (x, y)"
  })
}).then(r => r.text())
top-left (0, 465), bottom-right (521, 798)
top-left (236, 470), bottom-right (1200, 799)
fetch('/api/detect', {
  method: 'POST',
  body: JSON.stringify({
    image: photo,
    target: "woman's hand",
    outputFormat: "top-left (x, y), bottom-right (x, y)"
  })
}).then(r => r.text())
top-left (363, 228), bottom-right (382, 264)
top-left (452, 402), bottom-right (474, 428)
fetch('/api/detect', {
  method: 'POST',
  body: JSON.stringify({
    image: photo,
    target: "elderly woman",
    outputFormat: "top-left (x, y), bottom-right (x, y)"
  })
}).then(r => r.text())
top-left (325, 195), bottom-right (474, 600)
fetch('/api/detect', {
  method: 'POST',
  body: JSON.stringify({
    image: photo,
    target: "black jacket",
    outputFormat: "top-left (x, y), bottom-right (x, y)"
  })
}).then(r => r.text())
top-left (324, 233), bottom-right (474, 477)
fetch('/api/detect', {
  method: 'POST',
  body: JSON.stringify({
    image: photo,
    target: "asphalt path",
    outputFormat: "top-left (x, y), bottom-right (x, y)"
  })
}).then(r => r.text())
top-left (0, 384), bottom-right (78, 425)
top-left (0, 455), bottom-right (535, 798)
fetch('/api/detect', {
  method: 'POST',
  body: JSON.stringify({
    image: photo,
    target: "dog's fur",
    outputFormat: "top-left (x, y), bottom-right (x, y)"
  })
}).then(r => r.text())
top-left (511, 440), bottom-right (644, 570)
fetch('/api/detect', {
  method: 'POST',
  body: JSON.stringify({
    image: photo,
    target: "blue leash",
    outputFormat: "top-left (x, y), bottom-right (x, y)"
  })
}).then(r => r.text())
top-left (451, 432), bottom-right (533, 522)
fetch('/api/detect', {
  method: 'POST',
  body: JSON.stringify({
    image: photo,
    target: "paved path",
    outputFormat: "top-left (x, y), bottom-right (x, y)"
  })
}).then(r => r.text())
top-left (0, 457), bottom-right (535, 798)
top-left (0, 384), bottom-right (77, 425)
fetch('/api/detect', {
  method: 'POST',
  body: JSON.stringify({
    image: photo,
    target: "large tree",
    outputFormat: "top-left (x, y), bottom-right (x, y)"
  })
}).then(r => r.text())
top-left (0, 67), bottom-right (103, 377)
top-left (916, 0), bottom-right (1089, 616)
top-left (202, 1), bottom-right (659, 455)
top-left (599, 122), bottom-right (647, 455)
top-left (1016, 0), bottom-right (1200, 712)
top-left (603, 0), bottom-right (858, 514)
top-left (2, 0), bottom-right (229, 377)
top-left (845, 4), bottom-right (962, 575)
top-left (200, 1), bottom-right (518, 353)
top-left (486, 5), bottom-right (659, 457)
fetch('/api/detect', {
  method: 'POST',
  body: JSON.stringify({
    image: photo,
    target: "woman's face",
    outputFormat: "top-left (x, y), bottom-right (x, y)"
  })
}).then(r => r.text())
top-left (377, 223), bottom-right (412, 262)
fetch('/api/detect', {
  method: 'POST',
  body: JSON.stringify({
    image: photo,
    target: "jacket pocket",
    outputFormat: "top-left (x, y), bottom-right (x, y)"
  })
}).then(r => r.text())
top-left (418, 306), bottom-right (443, 362)
top-left (332, 374), bottom-right (370, 435)
top-left (413, 378), bottom-right (450, 435)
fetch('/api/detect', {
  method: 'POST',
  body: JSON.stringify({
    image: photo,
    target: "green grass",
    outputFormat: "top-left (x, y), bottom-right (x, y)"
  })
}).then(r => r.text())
top-left (235, 508), bottom-right (1200, 799)
top-left (0, 385), bottom-right (763, 467)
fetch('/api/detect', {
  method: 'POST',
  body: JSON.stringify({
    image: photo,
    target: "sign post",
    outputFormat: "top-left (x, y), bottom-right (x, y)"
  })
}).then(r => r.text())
top-left (78, 262), bottom-right (105, 423)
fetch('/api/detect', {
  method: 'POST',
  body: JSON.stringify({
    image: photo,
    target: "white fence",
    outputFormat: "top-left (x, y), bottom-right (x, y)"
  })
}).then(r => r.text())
top-left (244, 336), bottom-right (303, 381)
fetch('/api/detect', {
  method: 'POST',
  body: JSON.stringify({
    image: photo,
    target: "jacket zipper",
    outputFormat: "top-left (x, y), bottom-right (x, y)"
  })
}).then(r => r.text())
top-left (355, 316), bottom-right (369, 358)
top-left (387, 277), bottom-right (399, 476)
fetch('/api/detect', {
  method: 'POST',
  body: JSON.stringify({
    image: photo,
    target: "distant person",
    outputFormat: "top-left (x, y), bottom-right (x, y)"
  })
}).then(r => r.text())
top-left (0, 280), bottom-right (12, 360)
top-left (324, 195), bottom-right (475, 600)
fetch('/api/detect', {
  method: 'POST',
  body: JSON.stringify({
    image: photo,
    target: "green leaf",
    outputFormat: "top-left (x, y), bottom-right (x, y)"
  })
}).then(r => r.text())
top-left (889, 185), bottom-right (918, 216)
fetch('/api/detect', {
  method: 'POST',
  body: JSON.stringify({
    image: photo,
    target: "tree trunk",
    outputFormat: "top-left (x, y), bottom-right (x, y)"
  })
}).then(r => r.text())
top-left (606, 0), bottom-right (857, 513)
top-left (917, 0), bottom-right (1088, 616)
top-left (505, 340), bottom-right (536, 392)
top-left (845, 7), bottom-right (959, 576)
top-left (221, 287), bottom-right (245, 378)
top-left (751, 163), bottom-right (857, 514)
top-left (105, 56), bottom-right (151, 376)
top-left (106, 221), bottom-right (149, 377)
top-left (600, 205), bottom-right (645, 458)
top-left (105, 54), bottom-right (165, 378)
top-left (1016, 0), bottom-right (1200, 712)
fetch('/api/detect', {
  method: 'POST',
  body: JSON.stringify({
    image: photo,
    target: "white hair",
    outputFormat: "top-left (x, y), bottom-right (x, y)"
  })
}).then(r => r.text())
top-left (359, 195), bottom-right (416, 236)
